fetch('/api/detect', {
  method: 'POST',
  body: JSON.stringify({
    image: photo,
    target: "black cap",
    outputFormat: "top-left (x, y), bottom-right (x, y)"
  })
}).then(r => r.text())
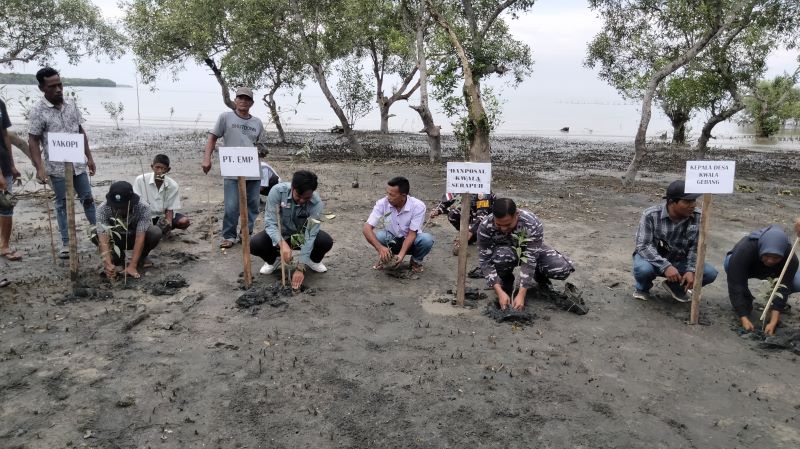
top-left (106, 181), bottom-right (139, 207)
top-left (663, 180), bottom-right (701, 201)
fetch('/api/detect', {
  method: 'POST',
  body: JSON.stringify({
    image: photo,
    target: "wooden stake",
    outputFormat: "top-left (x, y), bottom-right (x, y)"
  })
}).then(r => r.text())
top-left (689, 193), bottom-right (712, 325)
top-left (760, 236), bottom-right (800, 322)
top-left (239, 177), bottom-right (252, 288)
top-left (65, 163), bottom-right (79, 281)
top-left (276, 203), bottom-right (286, 287)
top-left (456, 193), bottom-right (471, 306)
top-left (44, 183), bottom-right (57, 264)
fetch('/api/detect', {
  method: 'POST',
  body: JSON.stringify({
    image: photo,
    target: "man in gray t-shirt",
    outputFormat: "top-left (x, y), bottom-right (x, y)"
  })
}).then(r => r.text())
top-left (202, 87), bottom-right (265, 248)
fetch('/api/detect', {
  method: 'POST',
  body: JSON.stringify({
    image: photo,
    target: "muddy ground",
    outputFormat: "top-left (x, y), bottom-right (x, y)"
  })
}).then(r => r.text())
top-left (2, 128), bottom-right (800, 449)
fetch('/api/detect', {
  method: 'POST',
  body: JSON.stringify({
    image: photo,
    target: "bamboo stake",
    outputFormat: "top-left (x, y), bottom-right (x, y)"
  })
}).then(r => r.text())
top-left (760, 236), bottom-right (800, 322)
top-left (689, 193), bottom-right (712, 325)
top-left (276, 203), bottom-right (286, 287)
top-left (239, 177), bottom-right (252, 288)
top-left (456, 193), bottom-right (471, 306)
top-left (65, 163), bottom-right (79, 281)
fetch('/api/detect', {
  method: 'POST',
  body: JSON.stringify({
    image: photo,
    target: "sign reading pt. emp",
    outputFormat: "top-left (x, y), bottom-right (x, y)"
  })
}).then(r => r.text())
top-left (47, 132), bottom-right (85, 163)
top-left (219, 147), bottom-right (260, 178)
top-left (684, 160), bottom-right (736, 194)
top-left (446, 162), bottom-right (492, 195)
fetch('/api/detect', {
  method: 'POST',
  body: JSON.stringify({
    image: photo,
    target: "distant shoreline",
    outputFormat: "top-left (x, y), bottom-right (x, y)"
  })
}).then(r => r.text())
top-left (0, 72), bottom-right (118, 88)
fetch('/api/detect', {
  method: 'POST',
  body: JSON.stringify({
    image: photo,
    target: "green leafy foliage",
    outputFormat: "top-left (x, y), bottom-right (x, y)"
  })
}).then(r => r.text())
top-left (742, 75), bottom-right (800, 137)
top-left (88, 217), bottom-right (128, 259)
top-left (101, 101), bottom-right (125, 130)
top-left (0, 0), bottom-right (125, 66)
top-left (334, 56), bottom-right (374, 127)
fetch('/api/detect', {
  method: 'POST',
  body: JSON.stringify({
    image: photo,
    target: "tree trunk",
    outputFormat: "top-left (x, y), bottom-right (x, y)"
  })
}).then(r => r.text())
top-left (695, 105), bottom-right (743, 154)
top-left (412, 1), bottom-right (440, 162)
top-left (204, 58), bottom-right (235, 110)
top-left (427, 0), bottom-right (489, 162)
top-left (463, 82), bottom-right (491, 162)
top-left (311, 63), bottom-right (365, 156)
top-left (666, 109), bottom-right (690, 145)
top-left (410, 105), bottom-right (441, 161)
top-left (7, 131), bottom-right (32, 161)
top-left (622, 20), bottom-right (729, 186)
top-left (262, 92), bottom-right (287, 143)
top-left (379, 97), bottom-right (390, 133)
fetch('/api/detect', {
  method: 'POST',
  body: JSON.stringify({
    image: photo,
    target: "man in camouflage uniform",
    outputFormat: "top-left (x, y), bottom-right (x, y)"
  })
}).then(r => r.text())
top-left (478, 198), bottom-right (574, 311)
top-left (430, 192), bottom-right (495, 254)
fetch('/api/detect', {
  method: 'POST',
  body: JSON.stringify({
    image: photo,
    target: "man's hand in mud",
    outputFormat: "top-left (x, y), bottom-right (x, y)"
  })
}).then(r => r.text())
top-left (497, 289), bottom-right (511, 310)
top-left (429, 210), bottom-right (440, 219)
top-left (279, 240), bottom-right (293, 264)
top-left (291, 270), bottom-right (304, 290)
top-left (764, 321), bottom-right (778, 336)
top-left (201, 158), bottom-right (212, 174)
top-left (104, 262), bottom-right (117, 280)
top-left (123, 266), bottom-right (141, 279)
top-left (740, 316), bottom-right (755, 332)
top-left (511, 293), bottom-right (526, 311)
top-left (664, 266), bottom-right (681, 283)
top-left (378, 246), bottom-right (393, 263)
top-left (681, 271), bottom-right (695, 291)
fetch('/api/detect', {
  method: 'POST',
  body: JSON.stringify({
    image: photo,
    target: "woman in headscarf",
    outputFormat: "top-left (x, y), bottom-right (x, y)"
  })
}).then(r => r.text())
top-left (725, 224), bottom-right (800, 335)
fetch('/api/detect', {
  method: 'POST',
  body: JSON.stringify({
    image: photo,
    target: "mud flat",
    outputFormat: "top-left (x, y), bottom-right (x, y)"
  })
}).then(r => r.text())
top-left (1, 128), bottom-right (799, 448)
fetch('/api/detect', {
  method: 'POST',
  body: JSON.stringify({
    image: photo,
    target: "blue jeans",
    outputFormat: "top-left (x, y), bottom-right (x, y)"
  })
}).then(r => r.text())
top-left (50, 173), bottom-right (96, 246)
top-left (222, 178), bottom-right (260, 241)
top-left (724, 254), bottom-right (800, 293)
top-left (632, 253), bottom-right (718, 292)
top-left (375, 230), bottom-right (434, 264)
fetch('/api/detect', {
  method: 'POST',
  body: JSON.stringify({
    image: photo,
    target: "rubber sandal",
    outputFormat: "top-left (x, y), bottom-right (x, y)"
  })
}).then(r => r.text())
top-left (1, 249), bottom-right (23, 261)
top-left (0, 278), bottom-right (10, 287)
top-left (410, 261), bottom-right (424, 273)
top-left (219, 239), bottom-right (235, 249)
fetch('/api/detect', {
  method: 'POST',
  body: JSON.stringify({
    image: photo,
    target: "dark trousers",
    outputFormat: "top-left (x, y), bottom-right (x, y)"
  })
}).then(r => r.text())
top-left (250, 230), bottom-right (333, 264)
top-left (447, 209), bottom-right (478, 243)
top-left (91, 226), bottom-right (162, 265)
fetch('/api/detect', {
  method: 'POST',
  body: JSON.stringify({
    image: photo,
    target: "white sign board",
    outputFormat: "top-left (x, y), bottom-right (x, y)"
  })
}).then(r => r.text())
top-left (219, 147), bottom-right (260, 178)
top-left (47, 132), bottom-right (84, 163)
top-left (446, 162), bottom-right (492, 195)
top-left (684, 160), bottom-right (736, 194)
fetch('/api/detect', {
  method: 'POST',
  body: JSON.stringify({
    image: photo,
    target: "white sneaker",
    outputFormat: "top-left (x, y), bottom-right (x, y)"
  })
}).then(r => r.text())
top-left (259, 262), bottom-right (276, 275)
top-left (307, 260), bottom-right (327, 273)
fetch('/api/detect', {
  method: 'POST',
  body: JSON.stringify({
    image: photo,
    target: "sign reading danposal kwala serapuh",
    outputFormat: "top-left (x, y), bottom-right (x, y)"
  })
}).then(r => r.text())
top-left (446, 162), bottom-right (492, 195)
top-left (47, 132), bottom-right (85, 163)
top-left (684, 160), bottom-right (736, 194)
top-left (219, 147), bottom-right (261, 179)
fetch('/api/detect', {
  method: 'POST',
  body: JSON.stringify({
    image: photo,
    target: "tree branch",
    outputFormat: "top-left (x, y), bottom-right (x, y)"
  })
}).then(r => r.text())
top-left (480, 0), bottom-right (518, 39)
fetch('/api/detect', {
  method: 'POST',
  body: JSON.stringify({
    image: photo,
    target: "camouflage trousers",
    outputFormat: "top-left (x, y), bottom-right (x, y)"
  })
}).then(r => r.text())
top-left (491, 244), bottom-right (574, 293)
top-left (446, 209), bottom-right (479, 241)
